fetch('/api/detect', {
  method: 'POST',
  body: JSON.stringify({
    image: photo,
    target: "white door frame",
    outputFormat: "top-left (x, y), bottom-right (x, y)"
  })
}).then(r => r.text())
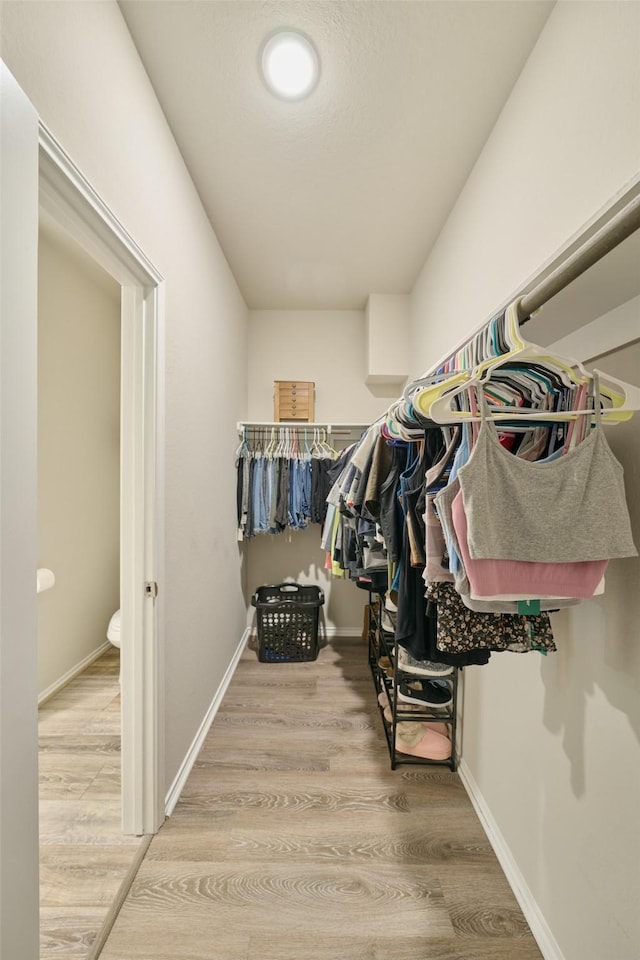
top-left (38, 125), bottom-right (165, 836)
top-left (1, 60), bottom-right (41, 960)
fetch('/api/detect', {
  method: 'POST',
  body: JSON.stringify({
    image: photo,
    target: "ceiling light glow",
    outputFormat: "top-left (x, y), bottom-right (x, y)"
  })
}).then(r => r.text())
top-left (261, 31), bottom-right (319, 100)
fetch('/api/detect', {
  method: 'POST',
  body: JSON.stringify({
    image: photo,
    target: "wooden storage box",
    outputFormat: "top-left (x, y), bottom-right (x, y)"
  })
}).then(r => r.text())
top-left (274, 380), bottom-right (315, 422)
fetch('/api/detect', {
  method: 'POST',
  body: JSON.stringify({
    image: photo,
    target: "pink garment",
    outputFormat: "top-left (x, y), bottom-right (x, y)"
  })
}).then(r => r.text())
top-left (451, 491), bottom-right (607, 599)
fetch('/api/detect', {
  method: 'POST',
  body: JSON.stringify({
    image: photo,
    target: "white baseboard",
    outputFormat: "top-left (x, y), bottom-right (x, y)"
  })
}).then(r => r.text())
top-left (38, 640), bottom-right (113, 706)
top-left (458, 759), bottom-right (565, 960)
top-left (164, 628), bottom-right (250, 817)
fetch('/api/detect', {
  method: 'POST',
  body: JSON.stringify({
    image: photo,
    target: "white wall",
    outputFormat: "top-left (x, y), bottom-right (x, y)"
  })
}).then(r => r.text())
top-left (247, 309), bottom-right (389, 633)
top-left (408, 4), bottom-right (640, 960)
top-left (0, 1), bottom-right (249, 787)
top-left (37, 226), bottom-right (121, 696)
top-left (0, 59), bottom-right (40, 960)
top-left (248, 309), bottom-right (395, 422)
top-left (410, 1), bottom-right (640, 378)
top-left (548, 294), bottom-right (640, 362)
top-left (365, 294), bottom-right (409, 384)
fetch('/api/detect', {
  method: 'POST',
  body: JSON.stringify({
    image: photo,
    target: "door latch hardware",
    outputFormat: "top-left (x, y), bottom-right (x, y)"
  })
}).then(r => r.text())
top-left (144, 581), bottom-right (158, 598)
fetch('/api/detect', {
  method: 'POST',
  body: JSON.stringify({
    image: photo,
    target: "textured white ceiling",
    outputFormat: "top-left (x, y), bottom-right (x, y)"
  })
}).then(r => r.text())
top-left (119, 0), bottom-right (554, 309)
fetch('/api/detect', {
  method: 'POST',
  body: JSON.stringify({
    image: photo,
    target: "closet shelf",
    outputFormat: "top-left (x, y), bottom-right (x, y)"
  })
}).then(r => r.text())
top-left (237, 420), bottom-right (369, 433)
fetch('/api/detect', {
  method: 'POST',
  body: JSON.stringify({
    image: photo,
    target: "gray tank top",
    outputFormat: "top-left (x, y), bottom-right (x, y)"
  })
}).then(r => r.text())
top-left (457, 383), bottom-right (638, 563)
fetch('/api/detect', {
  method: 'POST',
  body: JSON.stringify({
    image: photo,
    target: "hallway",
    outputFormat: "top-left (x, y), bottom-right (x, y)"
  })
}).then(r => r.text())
top-left (99, 638), bottom-right (542, 959)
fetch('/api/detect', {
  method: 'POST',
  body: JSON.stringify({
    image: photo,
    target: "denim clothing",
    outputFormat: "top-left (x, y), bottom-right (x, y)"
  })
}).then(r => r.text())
top-left (237, 452), bottom-right (334, 540)
top-left (252, 456), bottom-right (269, 534)
top-left (311, 458), bottom-right (332, 524)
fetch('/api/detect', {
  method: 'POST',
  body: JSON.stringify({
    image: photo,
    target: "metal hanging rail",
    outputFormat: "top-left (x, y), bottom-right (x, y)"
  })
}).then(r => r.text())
top-left (237, 421), bottom-right (370, 439)
top-left (415, 178), bottom-right (640, 380)
top-left (237, 421), bottom-right (370, 427)
top-left (518, 190), bottom-right (640, 320)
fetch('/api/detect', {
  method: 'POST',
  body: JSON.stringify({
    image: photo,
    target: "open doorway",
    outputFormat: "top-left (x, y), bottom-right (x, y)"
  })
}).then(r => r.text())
top-left (34, 128), bottom-right (165, 954)
top-left (37, 126), bottom-right (166, 847)
top-left (36, 215), bottom-right (144, 956)
top-left (37, 214), bottom-right (122, 702)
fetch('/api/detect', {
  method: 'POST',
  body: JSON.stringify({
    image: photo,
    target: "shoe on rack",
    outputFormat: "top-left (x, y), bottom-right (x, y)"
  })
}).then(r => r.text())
top-left (396, 723), bottom-right (452, 761)
top-left (377, 656), bottom-right (393, 679)
top-left (383, 705), bottom-right (449, 737)
top-left (395, 721), bottom-right (425, 747)
top-left (397, 645), bottom-right (454, 678)
top-left (380, 608), bottom-right (396, 635)
top-left (384, 592), bottom-right (398, 614)
top-left (378, 689), bottom-right (421, 713)
top-left (378, 690), bottom-right (449, 735)
top-left (397, 679), bottom-right (453, 709)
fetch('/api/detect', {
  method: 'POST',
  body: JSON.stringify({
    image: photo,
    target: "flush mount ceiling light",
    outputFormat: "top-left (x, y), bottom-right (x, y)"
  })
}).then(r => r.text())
top-left (261, 30), bottom-right (319, 100)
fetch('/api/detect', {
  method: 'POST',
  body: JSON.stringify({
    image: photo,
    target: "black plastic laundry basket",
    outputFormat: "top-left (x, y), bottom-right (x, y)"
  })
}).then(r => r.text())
top-left (251, 582), bottom-right (324, 662)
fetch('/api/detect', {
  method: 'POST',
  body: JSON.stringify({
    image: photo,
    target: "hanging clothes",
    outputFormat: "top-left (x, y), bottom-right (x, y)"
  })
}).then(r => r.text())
top-left (236, 427), bottom-right (338, 540)
top-left (321, 302), bottom-right (638, 665)
top-left (458, 388), bottom-right (637, 563)
top-left (426, 582), bottom-right (557, 655)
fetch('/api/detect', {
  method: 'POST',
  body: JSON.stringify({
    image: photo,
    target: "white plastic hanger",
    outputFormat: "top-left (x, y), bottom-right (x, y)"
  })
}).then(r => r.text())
top-left (429, 370), bottom-right (640, 424)
top-left (320, 427), bottom-right (339, 459)
top-left (428, 299), bottom-right (639, 424)
top-left (411, 300), bottom-right (584, 418)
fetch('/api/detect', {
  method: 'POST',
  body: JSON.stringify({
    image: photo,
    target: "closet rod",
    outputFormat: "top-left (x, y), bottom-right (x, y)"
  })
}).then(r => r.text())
top-left (519, 191), bottom-right (640, 319)
top-left (237, 421), bottom-right (369, 431)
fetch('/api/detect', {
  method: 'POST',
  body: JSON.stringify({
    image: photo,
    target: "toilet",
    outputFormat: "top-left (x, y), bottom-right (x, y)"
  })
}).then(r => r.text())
top-left (107, 609), bottom-right (121, 649)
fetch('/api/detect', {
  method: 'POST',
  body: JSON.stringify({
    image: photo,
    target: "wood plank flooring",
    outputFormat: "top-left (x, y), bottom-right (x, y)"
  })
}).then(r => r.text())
top-left (99, 637), bottom-right (543, 960)
top-left (39, 647), bottom-right (144, 960)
